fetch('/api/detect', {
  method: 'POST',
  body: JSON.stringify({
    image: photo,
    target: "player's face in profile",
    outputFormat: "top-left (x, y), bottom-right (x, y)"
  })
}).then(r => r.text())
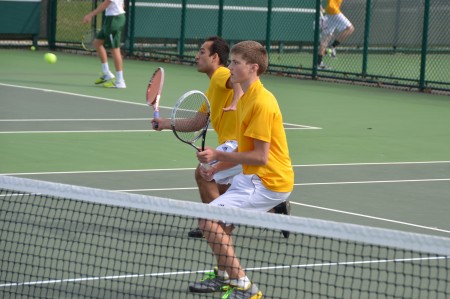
top-left (195, 41), bottom-right (214, 73)
top-left (228, 54), bottom-right (252, 84)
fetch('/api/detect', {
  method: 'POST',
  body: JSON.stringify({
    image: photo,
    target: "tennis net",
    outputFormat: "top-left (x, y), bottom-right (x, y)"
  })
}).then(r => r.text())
top-left (0, 175), bottom-right (449, 298)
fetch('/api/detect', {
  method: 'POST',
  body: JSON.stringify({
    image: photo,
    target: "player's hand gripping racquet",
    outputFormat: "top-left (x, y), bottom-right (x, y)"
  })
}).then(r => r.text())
top-left (146, 67), bottom-right (165, 129)
top-left (171, 90), bottom-right (212, 169)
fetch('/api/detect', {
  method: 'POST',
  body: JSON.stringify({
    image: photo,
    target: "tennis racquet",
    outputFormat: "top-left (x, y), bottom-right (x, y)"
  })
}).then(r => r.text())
top-left (171, 90), bottom-right (211, 169)
top-left (146, 67), bottom-right (165, 129)
top-left (81, 29), bottom-right (99, 52)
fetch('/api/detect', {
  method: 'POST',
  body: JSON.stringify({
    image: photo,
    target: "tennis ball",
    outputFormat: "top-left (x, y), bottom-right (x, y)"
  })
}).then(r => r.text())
top-left (44, 53), bottom-right (57, 64)
top-left (326, 48), bottom-right (332, 55)
top-left (30, 46), bottom-right (36, 51)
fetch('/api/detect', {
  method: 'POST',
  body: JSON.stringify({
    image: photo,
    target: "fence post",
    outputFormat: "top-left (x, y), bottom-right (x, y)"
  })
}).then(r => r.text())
top-left (265, 0), bottom-right (272, 55)
top-left (179, 0), bottom-right (187, 57)
top-left (312, 0), bottom-right (321, 78)
top-left (47, 0), bottom-right (57, 50)
top-left (127, 0), bottom-right (136, 55)
top-left (218, 0), bottom-right (224, 37)
top-left (361, 0), bottom-right (372, 78)
top-left (419, 0), bottom-right (430, 91)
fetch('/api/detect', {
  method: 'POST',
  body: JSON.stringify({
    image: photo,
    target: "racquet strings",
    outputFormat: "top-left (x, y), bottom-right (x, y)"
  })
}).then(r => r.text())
top-left (172, 93), bottom-right (209, 143)
top-left (147, 70), bottom-right (163, 105)
top-left (82, 29), bottom-right (97, 51)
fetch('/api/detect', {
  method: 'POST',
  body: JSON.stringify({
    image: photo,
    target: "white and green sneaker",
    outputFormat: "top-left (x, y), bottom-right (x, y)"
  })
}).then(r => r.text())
top-left (95, 72), bottom-right (115, 85)
top-left (103, 80), bottom-right (126, 89)
top-left (222, 283), bottom-right (262, 299)
top-left (189, 268), bottom-right (230, 293)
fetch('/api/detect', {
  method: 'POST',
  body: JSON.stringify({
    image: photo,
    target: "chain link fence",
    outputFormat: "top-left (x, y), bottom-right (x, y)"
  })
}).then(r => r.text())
top-left (1, 0), bottom-right (449, 93)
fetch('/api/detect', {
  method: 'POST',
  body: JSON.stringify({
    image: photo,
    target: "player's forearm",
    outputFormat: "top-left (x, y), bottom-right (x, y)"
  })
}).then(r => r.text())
top-left (215, 150), bottom-right (267, 166)
top-left (211, 161), bottom-right (238, 173)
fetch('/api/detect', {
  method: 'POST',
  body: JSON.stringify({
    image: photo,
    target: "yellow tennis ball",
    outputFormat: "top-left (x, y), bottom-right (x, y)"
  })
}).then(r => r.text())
top-left (30, 46), bottom-right (36, 51)
top-left (44, 53), bottom-right (57, 64)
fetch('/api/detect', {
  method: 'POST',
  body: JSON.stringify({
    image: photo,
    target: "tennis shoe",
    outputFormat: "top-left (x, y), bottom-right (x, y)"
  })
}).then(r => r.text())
top-left (189, 268), bottom-right (230, 293)
top-left (95, 72), bottom-right (115, 84)
top-left (188, 227), bottom-right (204, 238)
top-left (318, 62), bottom-right (330, 70)
top-left (104, 80), bottom-right (126, 89)
top-left (274, 201), bottom-right (291, 238)
top-left (222, 282), bottom-right (262, 299)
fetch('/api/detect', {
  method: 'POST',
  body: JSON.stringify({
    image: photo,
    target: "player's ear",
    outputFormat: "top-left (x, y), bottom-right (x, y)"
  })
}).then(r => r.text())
top-left (250, 63), bottom-right (259, 74)
top-left (211, 52), bottom-right (219, 63)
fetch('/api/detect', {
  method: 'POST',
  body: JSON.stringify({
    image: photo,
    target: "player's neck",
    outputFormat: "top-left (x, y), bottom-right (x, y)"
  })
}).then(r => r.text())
top-left (206, 64), bottom-right (222, 79)
top-left (240, 76), bottom-right (259, 93)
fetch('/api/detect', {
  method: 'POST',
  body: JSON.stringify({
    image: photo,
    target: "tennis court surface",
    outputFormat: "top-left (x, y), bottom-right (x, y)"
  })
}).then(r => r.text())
top-left (1, 50), bottom-right (450, 298)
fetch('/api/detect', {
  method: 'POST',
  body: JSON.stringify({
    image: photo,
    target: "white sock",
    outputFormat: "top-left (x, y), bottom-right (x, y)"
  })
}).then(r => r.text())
top-left (101, 63), bottom-right (110, 75)
top-left (116, 71), bottom-right (124, 82)
top-left (230, 276), bottom-right (251, 289)
top-left (217, 269), bottom-right (229, 280)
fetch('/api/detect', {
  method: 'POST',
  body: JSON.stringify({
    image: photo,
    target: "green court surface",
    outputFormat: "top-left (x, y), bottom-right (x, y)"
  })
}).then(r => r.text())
top-left (1, 48), bottom-right (450, 298)
top-left (1, 48), bottom-right (450, 236)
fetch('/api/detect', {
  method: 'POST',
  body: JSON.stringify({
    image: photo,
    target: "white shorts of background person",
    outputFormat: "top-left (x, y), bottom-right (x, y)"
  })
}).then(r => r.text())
top-left (322, 13), bottom-right (352, 37)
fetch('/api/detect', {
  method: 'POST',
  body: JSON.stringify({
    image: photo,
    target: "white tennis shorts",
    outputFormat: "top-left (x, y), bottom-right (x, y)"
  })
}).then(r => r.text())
top-left (209, 140), bottom-right (242, 185)
top-left (210, 173), bottom-right (291, 213)
top-left (322, 13), bottom-right (352, 36)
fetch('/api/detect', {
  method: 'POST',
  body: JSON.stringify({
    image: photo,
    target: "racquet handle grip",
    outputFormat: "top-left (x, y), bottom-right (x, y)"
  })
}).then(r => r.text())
top-left (153, 111), bottom-right (159, 129)
top-left (200, 163), bottom-right (212, 170)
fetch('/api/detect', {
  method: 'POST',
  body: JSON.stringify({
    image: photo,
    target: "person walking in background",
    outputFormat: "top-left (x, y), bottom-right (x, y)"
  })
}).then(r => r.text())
top-left (83, 0), bottom-right (127, 88)
top-left (318, 0), bottom-right (355, 69)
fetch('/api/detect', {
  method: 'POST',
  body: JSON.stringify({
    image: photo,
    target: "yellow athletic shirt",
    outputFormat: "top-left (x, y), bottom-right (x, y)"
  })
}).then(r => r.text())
top-left (325, 0), bottom-right (342, 15)
top-left (205, 67), bottom-right (237, 144)
top-left (236, 80), bottom-right (294, 192)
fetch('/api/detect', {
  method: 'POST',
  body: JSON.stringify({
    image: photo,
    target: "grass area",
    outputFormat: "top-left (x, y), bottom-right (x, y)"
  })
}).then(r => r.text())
top-left (56, 1), bottom-right (103, 42)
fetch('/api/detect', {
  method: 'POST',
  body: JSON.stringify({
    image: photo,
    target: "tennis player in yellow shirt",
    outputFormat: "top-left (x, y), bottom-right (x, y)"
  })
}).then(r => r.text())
top-left (318, 0), bottom-right (355, 69)
top-left (190, 40), bottom-right (294, 299)
top-left (153, 36), bottom-right (290, 239)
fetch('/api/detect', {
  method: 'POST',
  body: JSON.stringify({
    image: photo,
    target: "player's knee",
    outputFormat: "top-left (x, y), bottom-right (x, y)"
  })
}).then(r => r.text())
top-left (198, 219), bottom-right (206, 230)
top-left (194, 166), bottom-right (203, 182)
top-left (347, 25), bottom-right (355, 34)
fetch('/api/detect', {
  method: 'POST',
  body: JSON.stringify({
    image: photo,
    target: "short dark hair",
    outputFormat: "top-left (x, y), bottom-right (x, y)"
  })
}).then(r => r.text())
top-left (205, 36), bottom-right (229, 66)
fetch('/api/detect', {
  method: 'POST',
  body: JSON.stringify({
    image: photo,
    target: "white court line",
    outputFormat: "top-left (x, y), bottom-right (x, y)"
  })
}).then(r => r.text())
top-left (3, 163), bottom-right (449, 234)
top-left (291, 202), bottom-right (450, 234)
top-left (295, 178), bottom-right (450, 186)
top-left (114, 178), bottom-right (450, 192)
top-left (296, 161), bottom-right (450, 167)
top-left (0, 256), bottom-right (446, 288)
top-left (0, 83), bottom-right (319, 131)
top-left (2, 160), bottom-right (450, 176)
top-left (0, 118), bottom-right (151, 122)
top-left (0, 83), bottom-right (147, 106)
top-left (115, 179), bottom-right (450, 234)
top-left (0, 130), bottom-right (154, 134)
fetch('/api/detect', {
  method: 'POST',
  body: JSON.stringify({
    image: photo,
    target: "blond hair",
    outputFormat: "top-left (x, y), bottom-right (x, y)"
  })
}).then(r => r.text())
top-left (230, 41), bottom-right (268, 75)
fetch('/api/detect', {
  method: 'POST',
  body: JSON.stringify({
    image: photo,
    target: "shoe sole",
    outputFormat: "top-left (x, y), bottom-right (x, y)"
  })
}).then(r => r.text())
top-left (280, 201), bottom-right (291, 238)
top-left (188, 286), bottom-right (221, 293)
top-left (188, 231), bottom-right (204, 238)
